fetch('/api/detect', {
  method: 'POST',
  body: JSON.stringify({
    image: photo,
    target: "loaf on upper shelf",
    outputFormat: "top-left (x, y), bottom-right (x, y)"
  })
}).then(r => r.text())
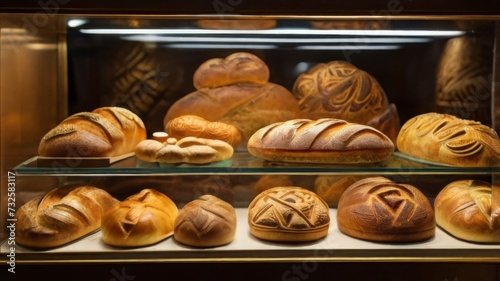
top-left (38, 106), bottom-right (146, 157)
top-left (396, 112), bottom-right (500, 167)
top-left (434, 180), bottom-right (500, 243)
top-left (174, 195), bottom-right (236, 248)
top-left (292, 60), bottom-right (400, 142)
top-left (247, 118), bottom-right (394, 164)
top-left (101, 189), bottom-right (178, 247)
top-left (164, 52), bottom-right (299, 148)
top-left (135, 136), bottom-right (233, 164)
top-left (337, 177), bottom-right (435, 242)
top-left (248, 186), bottom-right (330, 242)
top-left (16, 186), bottom-right (119, 249)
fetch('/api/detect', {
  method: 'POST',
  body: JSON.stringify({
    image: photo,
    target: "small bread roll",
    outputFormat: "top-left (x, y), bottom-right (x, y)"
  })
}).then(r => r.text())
top-left (193, 52), bottom-right (269, 89)
top-left (396, 113), bottom-right (500, 166)
top-left (248, 186), bottom-right (330, 242)
top-left (16, 186), bottom-right (118, 249)
top-left (165, 115), bottom-right (242, 148)
top-left (434, 180), bottom-right (500, 243)
top-left (247, 118), bottom-right (394, 164)
top-left (101, 189), bottom-right (178, 247)
top-left (174, 195), bottom-right (236, 247)
top-left (337, 177), bottom-right (435, 242)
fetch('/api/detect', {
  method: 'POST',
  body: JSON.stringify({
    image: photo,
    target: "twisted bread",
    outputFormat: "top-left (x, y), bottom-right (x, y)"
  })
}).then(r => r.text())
top-left (247, 118), bottom-right (394, 164)
top-left (396, 113), bottom-right (500, 166)
top-left (101, 189), bottom-right (178, 247)
top-left (174, 195), bottom-right (236, 247)
top-left (16, 186), bottom-right (118, 248)
top-left (38, 107), bottom-right (146, 157)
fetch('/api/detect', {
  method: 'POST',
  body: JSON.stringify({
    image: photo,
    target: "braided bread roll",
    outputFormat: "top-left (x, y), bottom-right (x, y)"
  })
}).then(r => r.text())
top-left (434, 180), bottom-right (500, 243)
top-left (292, 61), bottom-right (400, 142)
top-left (396, 113), bottom-right (500, 166)
top-left (174, 195), bottom-right (236, 247)
top-left (247, 118), bottom-right (394, 164)
top-left (248, 186), bottom-right (330, 242)
top-left (38, 107), bottom-right (146, 157)
top-left (337, 177), bottom-right (435, 242)
top-left (16, 186), bottom-right (118, 248)
top-left (101, 189), bottom-right (178, 247)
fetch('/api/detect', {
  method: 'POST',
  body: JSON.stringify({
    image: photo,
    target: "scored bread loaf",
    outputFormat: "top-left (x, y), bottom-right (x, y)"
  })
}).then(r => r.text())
top-left (38, 107), bottom-right (146, 157)
top-left (101, 189), bottom-right (178, 247)
top-left (248, 186), bottom-right (330, 242)
top-left (16, 186), bottom-right (118, 249)
top-left (135, 137), bottom-right (233, 164)
top-left (174, 195), bottom-right (237, 247)
top-left (396, 113), bottom-right (500, 166)
top-left (165, 115), bottom-right (242, 148)
top-left (337, 177), bottom-right (435, 242)
top-left (247, 118), bottom-right (394, 164)
top-left (434, 180), bottom-right (500, 243)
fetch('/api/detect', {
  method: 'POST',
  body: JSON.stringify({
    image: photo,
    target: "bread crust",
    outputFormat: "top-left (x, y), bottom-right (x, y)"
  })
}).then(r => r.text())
top-left (337, 177), bottom-right (435, 242)
top-left (434, 180), bottom-right (500, 243)
top-left (396, 113), bottom-right (500, 166)
top-left (247, 118), bottom-right (394, 164)
top-left (16, 186), bottom-right (118, 248)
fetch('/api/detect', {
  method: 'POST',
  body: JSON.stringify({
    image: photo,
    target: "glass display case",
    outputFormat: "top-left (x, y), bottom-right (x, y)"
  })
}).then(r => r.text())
top-left (1, 1), bottom-right (500, 280)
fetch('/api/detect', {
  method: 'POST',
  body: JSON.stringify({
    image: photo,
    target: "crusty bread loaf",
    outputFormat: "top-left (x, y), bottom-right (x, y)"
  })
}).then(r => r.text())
top-left (292, 61), bottom-right (400, 142)
top-left (434, 180), bottom-right (500, 243)
top-left (247, 118), bottom-right (394, 164)
top-left (196, 19), bottom-right (277, 30)
top-left (16, 186), bottom-right (118, 249)
top-left (193, 52), bottom-right (269, 89)
top-left (101, 189), bottom-right (178, 247)
top-left (396, 113), bottom-right (500, 166)
top-left (165, 115), bottom-right (242, 148)
top-left (135, 137), bottom-right (233, 164)
top-left (248, 186), bottom-right (330, 242)
top-left (38, 107), bottom-right (146, 157)
top-left (174, 195), bottom-right (236, 247)
top-left (314, 175), bottom-right (364, 207)
top-left (164, 83), bottom-right (299, 146)
top-left (337, 177), bottom-right (435, 242)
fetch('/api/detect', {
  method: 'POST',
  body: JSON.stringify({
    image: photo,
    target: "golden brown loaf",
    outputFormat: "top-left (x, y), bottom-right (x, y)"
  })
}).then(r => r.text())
top-left (337, 177), bottom-right (435, 242)
top-left (248, 186), bottom-right (330, 242)
top-left (247, 118), bottom-right (394, 164)
top-left (292, 61), bottom-right (400, 142)
top-left (16, 186), bottom-right (118, 248)
top-left (101, 189), bottom-right (178, 247)
top-left (165, 115), bottom-right (242, 148)
top-left (164, 83), bottom-right (299, 146)
top-left (434, 180), bottom-right (500, 243)
top-left (174, 195), bottom-right (237, 247)
top-left (396, 113), bottom-right (500, 166)
top-left (135, 137), bottom-right (233, 164)
top-left (38, 107), bottom-right (146, 157)
top-left (193, 52), bottom-right (270, 89)
top-left (314, 175), bottom-right (364, 207)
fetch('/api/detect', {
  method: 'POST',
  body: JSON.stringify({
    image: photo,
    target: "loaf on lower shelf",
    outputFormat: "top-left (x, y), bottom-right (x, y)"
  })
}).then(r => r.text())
top-left (15, 186), bottom-right (119, 249)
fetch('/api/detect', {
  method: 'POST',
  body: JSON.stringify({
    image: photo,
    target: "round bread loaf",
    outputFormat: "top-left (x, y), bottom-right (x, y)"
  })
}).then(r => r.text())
top-left (292, 61), bottom-right (400, 142)
top-left (101, 189), bottom-right (178, 247)
top-left (247, 118), bottom-right (394, 164)
top-left (38, 106), bottom-right (146, 157)
top-left (434, 180), bottom-right (500, 243)
top-left (164, 83), bottom-right (299, 146)
top-left (174, 195), bottom-right (237, 247)
top-left (248, 186), bottom-right (330, 242)
top-left (16, 186), bottom-right (118, 249)
top-left (314, 175), bottom-right (364, 207)
top-left (396, 112), bottom-right (500, 167)
top-left (337, 177), bottom-right (435, 242)
top-left (165, 115), bottom-right (242, 148)
top-left (193, 52), bottom-right (269, 89)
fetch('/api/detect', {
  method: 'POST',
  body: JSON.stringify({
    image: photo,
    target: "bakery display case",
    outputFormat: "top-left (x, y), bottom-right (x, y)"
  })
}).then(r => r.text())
top-left (1, 1), bottom-right (500, 280)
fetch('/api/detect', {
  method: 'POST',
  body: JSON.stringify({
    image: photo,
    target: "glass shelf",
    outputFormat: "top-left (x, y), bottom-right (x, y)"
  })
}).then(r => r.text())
top-left (14, 152), bottom-right (500, 176)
